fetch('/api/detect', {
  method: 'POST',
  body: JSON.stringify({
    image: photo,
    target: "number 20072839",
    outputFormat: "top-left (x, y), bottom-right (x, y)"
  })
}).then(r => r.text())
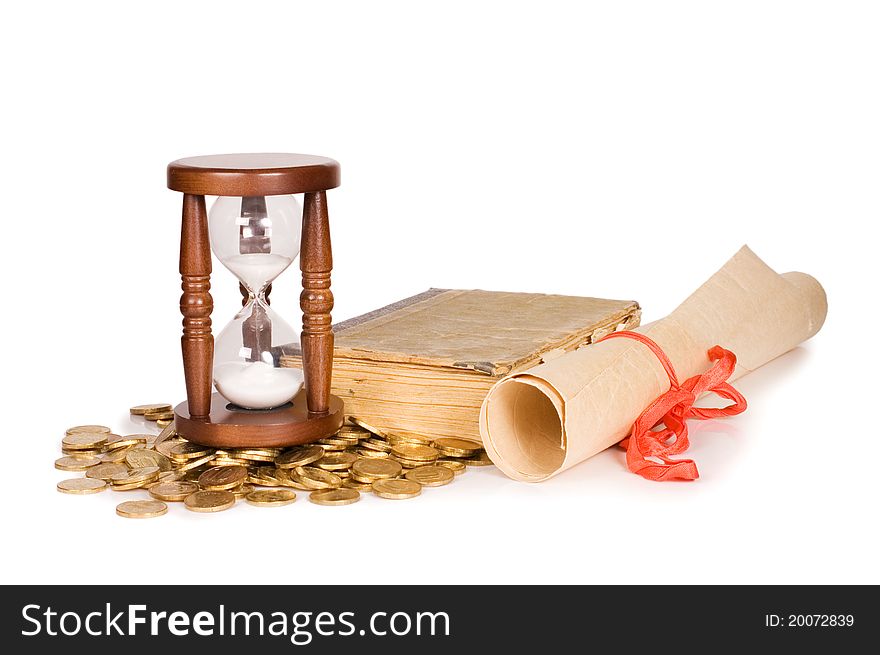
top-left (765, 614), bottom-right (854, 627)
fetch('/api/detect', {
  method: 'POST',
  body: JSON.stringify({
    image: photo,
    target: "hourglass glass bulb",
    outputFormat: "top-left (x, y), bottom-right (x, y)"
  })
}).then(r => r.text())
top-left (209, 194), bottom-right (304, 410)
top-left (209, 194), bottom-right (302, 292)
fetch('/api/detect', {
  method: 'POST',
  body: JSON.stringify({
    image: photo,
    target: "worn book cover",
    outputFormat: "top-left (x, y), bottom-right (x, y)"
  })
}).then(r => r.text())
top-left (282, 289), bottom-right (641, 442)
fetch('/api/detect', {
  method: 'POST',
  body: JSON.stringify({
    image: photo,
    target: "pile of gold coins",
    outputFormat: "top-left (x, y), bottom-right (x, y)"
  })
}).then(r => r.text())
top-left (55, 404), bottom-right (493, 518)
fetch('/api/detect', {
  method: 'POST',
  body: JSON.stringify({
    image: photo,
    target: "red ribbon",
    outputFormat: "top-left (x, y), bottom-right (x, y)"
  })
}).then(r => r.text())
top-left (597, 331), bottom-right (747, 481)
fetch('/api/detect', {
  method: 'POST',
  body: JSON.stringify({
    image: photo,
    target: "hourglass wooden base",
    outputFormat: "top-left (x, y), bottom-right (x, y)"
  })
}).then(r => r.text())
top-left (173, 391), bottom-right (344, 448)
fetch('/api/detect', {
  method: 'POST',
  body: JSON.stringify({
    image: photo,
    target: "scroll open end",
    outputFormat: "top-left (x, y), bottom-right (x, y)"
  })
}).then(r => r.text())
top-left (479, 246), bottom-right (828, 482)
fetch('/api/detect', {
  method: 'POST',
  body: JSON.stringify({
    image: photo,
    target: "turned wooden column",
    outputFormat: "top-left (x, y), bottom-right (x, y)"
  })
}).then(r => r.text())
top-left (179, 193), bottom-right (213, 418)
top-left (300, 190), bottom-right (334, 416)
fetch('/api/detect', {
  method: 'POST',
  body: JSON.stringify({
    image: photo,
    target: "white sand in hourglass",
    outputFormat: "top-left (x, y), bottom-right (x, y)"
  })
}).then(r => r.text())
top-left (213, 252), bottom-right (300, 408)
top-left (214, 361), bottom-right (304, 409)
top-left (223, 253), bottom-right (293, 293)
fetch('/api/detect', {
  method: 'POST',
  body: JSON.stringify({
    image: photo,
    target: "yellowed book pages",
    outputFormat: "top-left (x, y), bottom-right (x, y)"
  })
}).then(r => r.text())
top-left (479, 246), bottom-right (828, 481)
top-left (282, 289), bottom-right (641, 442)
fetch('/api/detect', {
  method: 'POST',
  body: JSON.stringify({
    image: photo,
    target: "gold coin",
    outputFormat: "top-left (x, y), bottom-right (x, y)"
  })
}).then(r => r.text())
top-left (156, 418), bottom-right (173, 429)
top-left (337, 422), bottom-right (368, 430)
top-left (174, 453), bottom-right (216, 473)
top-left (198, 466), bottom-right (248, 491)
top-left (275, 445), bottom-right (325, 469)
top-left (405, 465), bottom-right (455, 487)
top-left (111, 466), bottom-right (160, 485)
top-left (57, 478), bottom-right (107, 494)
top-left (350, 458), bottom-right (402, 481)
top-left (432, 437), bottom-right (482, 458)
top-left (315, 451), bottom-right (357, 471)
top-left (155, 438), bottom-right (186, 459)
top-left (234, 454), bottom-right (277, 463)
top-left (245, 488), bottom-right (297, 507)
top-left (86, 463), bottom-right (129, 481)
top-left (116, 500), bottom-right (168, 518)
top-left (342, 478), bottom-right (373, 491)
top-left (61, 433), bottom-right (109, 450)
top-left (309, 488), bottom-right (360, 506)
top-left (274, 469), bottom-right (311, 490)
top-left (354, 448), bottom-right (390, 459)
top-left (111, 477), bottom-right (158, 492)
top-left (181, 468), bottom-right (208, 482)
top-left (130, 403), bottom-right (172, 416)
top-left (65, 425), bottom-right (111, 436)
top-left (154, 423), bottom-right (178, 447)
top-left (332, 432), bottom-right (361, 442)
top-left (437, 459), bottom-right (467, 474)
top-left (319, 435), bottom-right (357, 448)
top-left (61, 447), bottom-right (102, 457)
top-left (348, 416), bottom-right (391, 438)
top-left (390, 443), bottom-right (439, 462)
top-left (464, 451), bottom-right (494, 466)
top-left (391, 456), bottom-right (429, 469)
top-left (228, 451), bottom-right (275, 463)
top-left (104, 434), bottom-right (147, 451)
top-left (149, 481), bottom-right (199, 502)
top-left (230, 483), bottom-right (255, 499)
top-left (108, 433), bottom-right (145, 443)
top-left (125, 449), bottom-right (172, 471)
top-left (144, 410), bottom-right (175, 422)
top-left (170, 442), bottom-right (213, 461)
top-left (254, 466), bottom-right (286, 484)
top-left (291, 466), bottom-right (342, 490)
top-left (54, 455), bottom-right (100, 471)
top-left (233, 447), bottom-right (282, 457)
top-left (248, 473), bottom-right (281, 487)
top-left (336, 425), bottom-right (371, 439)
top-left (360, 438), bottom-right (392, 452)
top-left (314, 441), bottom-right (347, 452)
top-left (111, 481), bottom-right (148, 491)
top-left (184, 490), bottom-right (236, 513)
top-left (387, 430), bottom-right (434, 445)
top-left (150, 470), bottom-right (185, 485)
top-left (144, 408), bottom-right (174, 419)
top-left (372, 478), bottom-right (421, 500)
top-left (98, 449), bottom-right (133, 463)
top-left (211, 457), bottom-right (251, 467)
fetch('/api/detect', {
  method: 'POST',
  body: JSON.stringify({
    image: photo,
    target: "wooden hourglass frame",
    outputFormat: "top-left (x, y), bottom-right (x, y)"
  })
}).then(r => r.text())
top-left (167, 153), bottom-right (344, 447)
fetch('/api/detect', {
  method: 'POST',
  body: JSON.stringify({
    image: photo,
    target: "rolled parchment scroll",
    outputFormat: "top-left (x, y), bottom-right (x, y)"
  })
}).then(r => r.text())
top-left (479, 246), bottom-right (827, 482)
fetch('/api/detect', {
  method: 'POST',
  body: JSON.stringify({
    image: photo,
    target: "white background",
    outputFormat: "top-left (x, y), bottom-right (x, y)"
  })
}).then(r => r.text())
top-left (1, 1), bottom-right (877, 585)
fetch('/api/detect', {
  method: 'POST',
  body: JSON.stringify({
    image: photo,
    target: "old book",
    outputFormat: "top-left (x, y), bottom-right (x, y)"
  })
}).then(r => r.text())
top-left (281, 289), bottom-right (641, 443)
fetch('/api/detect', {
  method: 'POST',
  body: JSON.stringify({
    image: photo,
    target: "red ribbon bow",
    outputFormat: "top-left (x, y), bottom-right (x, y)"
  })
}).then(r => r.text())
top-left (597, 331), bottom-right (747, 481)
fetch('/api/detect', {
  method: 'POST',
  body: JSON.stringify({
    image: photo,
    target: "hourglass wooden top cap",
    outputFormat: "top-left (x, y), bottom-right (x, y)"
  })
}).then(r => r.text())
top-left (167, 153), bottom-right (340, 196)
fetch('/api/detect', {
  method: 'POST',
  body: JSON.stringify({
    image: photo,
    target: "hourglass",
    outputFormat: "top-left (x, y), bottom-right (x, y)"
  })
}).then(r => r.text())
top-left (167, 153), bottom-right (344, 447)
